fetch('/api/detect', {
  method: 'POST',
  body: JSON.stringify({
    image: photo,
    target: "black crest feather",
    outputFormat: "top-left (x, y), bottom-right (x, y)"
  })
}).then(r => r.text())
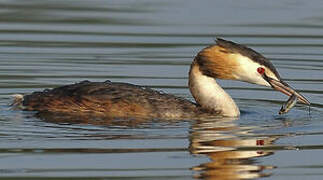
top-left (216, 38), bottom-right (281, 79)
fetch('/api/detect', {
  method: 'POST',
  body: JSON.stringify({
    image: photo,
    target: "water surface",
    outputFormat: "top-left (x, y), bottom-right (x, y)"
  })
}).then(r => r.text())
top-left (0, 0), bottom-right (323, 179)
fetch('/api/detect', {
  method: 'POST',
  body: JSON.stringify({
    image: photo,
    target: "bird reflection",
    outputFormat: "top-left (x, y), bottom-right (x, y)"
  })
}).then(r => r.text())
top-left (34, 111), bottom-right (277, 179)
top-left (190, 117), bottom-right (276, 180)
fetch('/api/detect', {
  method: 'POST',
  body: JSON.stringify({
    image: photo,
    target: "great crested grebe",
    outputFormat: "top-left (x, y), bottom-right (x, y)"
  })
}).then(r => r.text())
top-left (13, 38), bottom-right (310, 119)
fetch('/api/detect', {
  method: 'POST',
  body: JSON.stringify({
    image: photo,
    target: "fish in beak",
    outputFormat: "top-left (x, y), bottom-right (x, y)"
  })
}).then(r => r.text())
top-left (279, 94), bottom-right (298, 114)
top-left (263, 74), bottom-right (310, 105)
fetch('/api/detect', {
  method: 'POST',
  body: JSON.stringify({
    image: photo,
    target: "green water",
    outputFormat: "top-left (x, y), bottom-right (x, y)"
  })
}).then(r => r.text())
top-left (0, 0), bottom-right (323, 179)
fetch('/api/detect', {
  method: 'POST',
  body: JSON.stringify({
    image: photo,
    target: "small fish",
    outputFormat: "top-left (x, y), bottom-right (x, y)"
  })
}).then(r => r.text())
top-left (279, 94), bottom-right (298, 115)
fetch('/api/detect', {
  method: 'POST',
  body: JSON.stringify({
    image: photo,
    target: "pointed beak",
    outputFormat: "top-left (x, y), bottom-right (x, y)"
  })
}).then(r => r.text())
top-left (264, 75), bottom-right (310, 105)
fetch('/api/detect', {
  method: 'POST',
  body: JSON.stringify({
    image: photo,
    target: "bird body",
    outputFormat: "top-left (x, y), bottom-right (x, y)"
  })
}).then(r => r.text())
top-left (21, 81), bottom-right (203, 119)
top-left (13, 38), bottom-right (310, 119)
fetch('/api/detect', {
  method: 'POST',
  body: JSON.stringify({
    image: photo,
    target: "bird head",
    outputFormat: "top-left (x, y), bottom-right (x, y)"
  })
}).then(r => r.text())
top-left (194, 38), bottom-right (310, 105)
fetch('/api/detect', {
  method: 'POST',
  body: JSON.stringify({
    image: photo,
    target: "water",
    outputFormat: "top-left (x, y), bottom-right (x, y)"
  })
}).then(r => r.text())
top-left (0, 0), bottom-right (323, 179)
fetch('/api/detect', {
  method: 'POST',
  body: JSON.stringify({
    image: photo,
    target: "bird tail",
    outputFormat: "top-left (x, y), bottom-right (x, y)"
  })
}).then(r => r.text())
top-left (10, 94), bottom-right (24, 109)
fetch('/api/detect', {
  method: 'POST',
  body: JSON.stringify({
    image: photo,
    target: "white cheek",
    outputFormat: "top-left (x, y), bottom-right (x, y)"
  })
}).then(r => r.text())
top-left (234, 55), bottom-right (271, 86)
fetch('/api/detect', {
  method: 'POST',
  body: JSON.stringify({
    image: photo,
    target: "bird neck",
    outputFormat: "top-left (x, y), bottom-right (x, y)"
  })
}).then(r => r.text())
top-left (189, 61), bottom-right (240, 117)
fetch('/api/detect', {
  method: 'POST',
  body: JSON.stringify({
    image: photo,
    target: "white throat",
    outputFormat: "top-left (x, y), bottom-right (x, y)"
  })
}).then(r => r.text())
top-left (189, 64), bottom-right (240, 117)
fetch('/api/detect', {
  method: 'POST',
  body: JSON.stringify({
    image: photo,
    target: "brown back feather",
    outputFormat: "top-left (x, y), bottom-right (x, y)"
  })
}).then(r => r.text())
top-left (22, 81), bottom-right (198, 119)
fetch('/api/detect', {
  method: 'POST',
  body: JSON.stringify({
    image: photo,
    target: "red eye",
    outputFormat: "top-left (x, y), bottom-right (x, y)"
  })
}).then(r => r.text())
top-left (257, 67), bottom-right (265, 75)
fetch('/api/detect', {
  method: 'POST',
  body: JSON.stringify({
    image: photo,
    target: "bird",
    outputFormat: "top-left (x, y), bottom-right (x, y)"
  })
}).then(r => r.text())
top-left (12, 38), bottom-right (310, 120)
